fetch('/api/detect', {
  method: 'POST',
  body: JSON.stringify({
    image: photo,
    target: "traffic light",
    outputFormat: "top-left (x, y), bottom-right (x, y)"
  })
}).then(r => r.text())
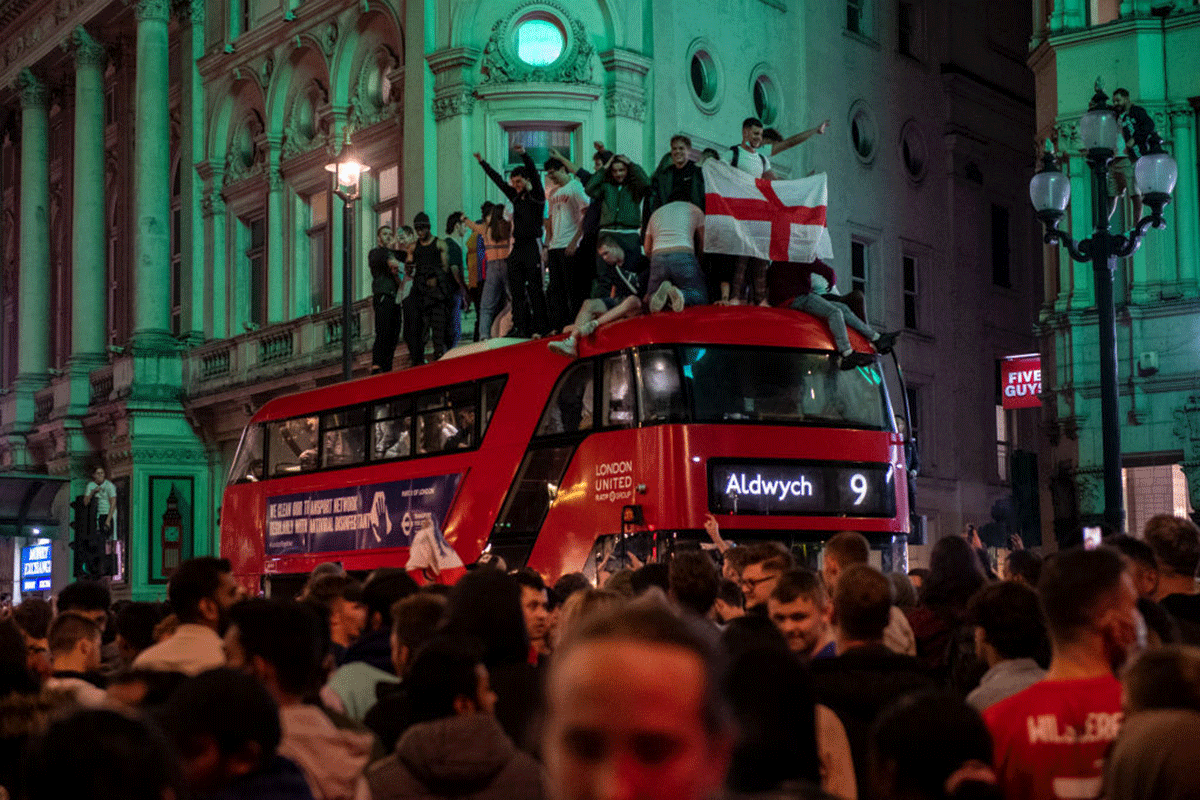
top-left (71, 495), bottom-right (113, 578)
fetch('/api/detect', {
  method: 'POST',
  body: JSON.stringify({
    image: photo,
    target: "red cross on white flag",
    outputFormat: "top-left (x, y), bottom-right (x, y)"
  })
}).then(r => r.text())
top-left (701, 159), bottom-right (832, 262)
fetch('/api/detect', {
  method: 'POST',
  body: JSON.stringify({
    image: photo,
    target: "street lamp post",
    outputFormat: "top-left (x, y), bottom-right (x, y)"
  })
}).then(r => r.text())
top-left (1029, 82), bottom-right (1177, 532)
top-left (325, 136), bottom-right (369, 382)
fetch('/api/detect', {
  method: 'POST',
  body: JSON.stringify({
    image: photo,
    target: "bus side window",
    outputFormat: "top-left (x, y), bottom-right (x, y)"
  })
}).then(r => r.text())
top-left (228, 423), bottom-right (264, 484)
top-left (638, 348), bottom-right (688, 424)
top-left (537, 361), bottom-right (594, 437)
top-left (268, 416), bottom-right (319, 476)
top-left (416, 384), bottom-right (476, 454)
top-left (602, 354), bottom-right (634, 427)
top-left (372, 399), bottom-right (412, 460)
top-left (480, 376), bottom-right (507, 434)
top-left (321, 407), bottom-right (366, 468)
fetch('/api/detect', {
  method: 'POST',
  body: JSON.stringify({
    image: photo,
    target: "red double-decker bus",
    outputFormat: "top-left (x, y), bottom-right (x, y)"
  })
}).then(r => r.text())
top-left (220, 306), bottom-right (911, 593)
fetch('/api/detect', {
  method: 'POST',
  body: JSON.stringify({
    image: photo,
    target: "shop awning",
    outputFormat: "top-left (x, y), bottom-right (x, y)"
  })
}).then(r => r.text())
top-left (0, 473), bottom-right (68, 538)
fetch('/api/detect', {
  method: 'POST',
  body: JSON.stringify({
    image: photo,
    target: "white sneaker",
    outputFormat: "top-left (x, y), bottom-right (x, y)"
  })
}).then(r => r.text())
top-left (577, 318), bottom-right (599, 337)
top-left (650, 281), bottom-right (673, 313)
top-left (548, 336), bottom-right (577, 358)
top-left (668, 284), bottom-right (686, 312)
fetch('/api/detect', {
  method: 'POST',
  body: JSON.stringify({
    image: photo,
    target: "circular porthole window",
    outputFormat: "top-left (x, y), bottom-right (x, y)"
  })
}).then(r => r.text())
top-left (686, 39), bottom-right (722, 114)
top-left (515, 16), bottom-right (565, 67)
top-left (900, 119), bottom-right (927, 183)
top-left (848, 100), bottom-right (878, 165)
top-left (751, 70), bottom-right (781, 126)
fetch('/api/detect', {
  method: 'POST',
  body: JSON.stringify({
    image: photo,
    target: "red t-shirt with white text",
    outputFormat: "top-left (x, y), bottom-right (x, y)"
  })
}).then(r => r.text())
top-left (983, 674), bottom-right (1122, 800)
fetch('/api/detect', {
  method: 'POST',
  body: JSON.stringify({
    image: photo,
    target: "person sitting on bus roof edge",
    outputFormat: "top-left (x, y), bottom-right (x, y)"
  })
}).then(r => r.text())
top-left (783, 258), bottom-right (897, 370)
top-left (548, 235), bottom-right (648, 359)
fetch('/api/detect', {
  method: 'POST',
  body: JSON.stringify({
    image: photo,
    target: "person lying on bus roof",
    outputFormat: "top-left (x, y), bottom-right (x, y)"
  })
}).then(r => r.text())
top-left (778, 259), bottom-right (898, 371)
top-left (548, 236), bottom-right (648, 359)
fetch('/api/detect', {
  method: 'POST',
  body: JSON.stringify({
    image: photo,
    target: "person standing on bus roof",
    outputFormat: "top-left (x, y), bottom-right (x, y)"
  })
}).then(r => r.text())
top-left (368, 226), bottom-right (406, 373)
top-left (474, 144), bottom-right (550, 338)
top-left (548, 235), bottom-right (647, 359)
top-left (410, 212), bottom-right (452, 364)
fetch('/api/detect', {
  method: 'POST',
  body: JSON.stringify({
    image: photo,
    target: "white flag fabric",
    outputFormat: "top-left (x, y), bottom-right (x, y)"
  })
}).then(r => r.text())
top-left (702, 159), bottom-right (833, 262)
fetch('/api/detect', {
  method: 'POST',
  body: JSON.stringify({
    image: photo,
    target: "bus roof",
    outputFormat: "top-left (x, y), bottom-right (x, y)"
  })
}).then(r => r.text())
top-left (250, 306), bottom-right (860, 423)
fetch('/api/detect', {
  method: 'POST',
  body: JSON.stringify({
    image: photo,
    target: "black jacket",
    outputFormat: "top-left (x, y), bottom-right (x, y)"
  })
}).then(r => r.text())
top-left (480, 152), bottom-right (545, 242)
top-left (810, 644), bottom-right (936, 800)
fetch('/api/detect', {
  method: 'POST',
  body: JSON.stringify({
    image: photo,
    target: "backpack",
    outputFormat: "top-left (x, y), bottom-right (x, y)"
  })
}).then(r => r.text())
top-left (730, 144), bottom-right (767, 172)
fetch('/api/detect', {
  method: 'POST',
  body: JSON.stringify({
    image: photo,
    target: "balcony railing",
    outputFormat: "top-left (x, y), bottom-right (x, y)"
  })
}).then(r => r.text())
top-left (184, 299), bottom-right (372, 397)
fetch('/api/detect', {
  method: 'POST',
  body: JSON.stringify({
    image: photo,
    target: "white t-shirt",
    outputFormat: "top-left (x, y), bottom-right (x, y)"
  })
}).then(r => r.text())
top-left (723, 143), bottom-right (770, 178)
top-left (647, 201), bottom-right (704, 255)
top-left (546, 179), bottom-right (590, 249)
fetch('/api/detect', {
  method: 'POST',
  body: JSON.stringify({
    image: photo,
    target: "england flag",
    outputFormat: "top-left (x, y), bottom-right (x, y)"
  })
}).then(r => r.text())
top-left (702, 159), bottom-right (833, 262)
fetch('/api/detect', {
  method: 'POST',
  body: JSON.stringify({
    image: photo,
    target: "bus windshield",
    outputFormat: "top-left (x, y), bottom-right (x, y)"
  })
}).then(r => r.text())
top-left (675, 346), bottom-right (892, 430)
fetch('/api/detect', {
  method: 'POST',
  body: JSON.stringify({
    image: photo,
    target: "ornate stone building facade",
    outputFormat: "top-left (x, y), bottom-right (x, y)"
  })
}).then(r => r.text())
top-left (1, 0), bottom-right (1041, 598)
top-left (1029, 0), bottom-right (1200, 542)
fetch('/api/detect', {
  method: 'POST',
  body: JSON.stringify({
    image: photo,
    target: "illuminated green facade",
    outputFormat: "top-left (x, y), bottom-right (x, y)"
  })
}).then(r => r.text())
top-left (1029, 0), bottom-right (1200, 540)
top-left (2, 0), bottom-right (1043, 598)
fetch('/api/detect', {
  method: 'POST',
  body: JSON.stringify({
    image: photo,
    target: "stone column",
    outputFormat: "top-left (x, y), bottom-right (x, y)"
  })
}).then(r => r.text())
top-left (599, 49), bottom-right (652, 160)
top-left (266, 146), bottom-right (286, 323)
top-left (14, 69), bottom-right (50, 418)
top-left (178, 0), bottom-right (206, 343)
top-left (1169, 108), bottom-right (1197, 296)
top-left (131, 0), bottom-right (174, 349)
top-left (68, 30), bottom-right (108, 365)
top-left (428, 47), bottom-right (479, 225)
top-left (198, 168), bottom-right (228, 339)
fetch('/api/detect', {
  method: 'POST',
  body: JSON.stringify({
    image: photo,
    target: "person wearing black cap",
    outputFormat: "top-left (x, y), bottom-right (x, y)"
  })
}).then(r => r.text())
top-left (474, 144), bottom-right (549, 338)
top-left (409, 212), bottom-right (452, 363)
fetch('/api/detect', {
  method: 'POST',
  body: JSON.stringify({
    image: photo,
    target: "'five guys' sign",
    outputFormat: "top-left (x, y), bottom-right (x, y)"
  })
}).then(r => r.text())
top-left (1001, 354), bottom-right (1042, 409)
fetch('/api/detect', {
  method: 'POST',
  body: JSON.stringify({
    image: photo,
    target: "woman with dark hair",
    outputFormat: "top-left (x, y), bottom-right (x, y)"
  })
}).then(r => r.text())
top-left (870, 693), bottom-right (1001, 800)
top-left (906, 535), bottom-right (989, 690)
top-left (720, 618), bottom-right (857, 799)
top-left (444, 568), bottom-right (540, 751)
top-left (462, 204), bottom-right (513, 339)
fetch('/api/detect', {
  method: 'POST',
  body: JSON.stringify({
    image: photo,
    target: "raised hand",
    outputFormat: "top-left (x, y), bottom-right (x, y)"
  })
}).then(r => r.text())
top-left (473, 152), bottom-right (483, 162)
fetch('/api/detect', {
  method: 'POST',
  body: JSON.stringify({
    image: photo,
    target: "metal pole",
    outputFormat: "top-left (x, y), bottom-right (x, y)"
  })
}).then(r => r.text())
top-left (342, 195), bottom-right (353, 381)
top-left (1089, 161), bottom-right (1124, 532)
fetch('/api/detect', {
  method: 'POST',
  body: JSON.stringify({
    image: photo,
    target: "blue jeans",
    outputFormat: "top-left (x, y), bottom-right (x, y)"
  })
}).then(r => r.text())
top-left (790, 292), bottom-right (877, 353)
top-left (478, 258), bottom-right (509, 339)
top-left (648, 251), bottom-right (708, 307)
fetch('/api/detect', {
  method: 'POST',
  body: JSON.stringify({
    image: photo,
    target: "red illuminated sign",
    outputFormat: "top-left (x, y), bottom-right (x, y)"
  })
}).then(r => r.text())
top-left (1002, 354), bottom-right (1042, 409)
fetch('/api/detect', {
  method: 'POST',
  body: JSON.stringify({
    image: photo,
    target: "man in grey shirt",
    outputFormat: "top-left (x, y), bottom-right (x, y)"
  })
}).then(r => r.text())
top-left (965, 580), bottom-right (1048, 711)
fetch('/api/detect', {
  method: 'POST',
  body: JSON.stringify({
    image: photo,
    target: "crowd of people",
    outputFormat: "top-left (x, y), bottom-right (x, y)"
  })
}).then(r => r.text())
top-left (367, 116), bottom-right (897, 374)
top-left (2, 512), bottom-right (1200, 800)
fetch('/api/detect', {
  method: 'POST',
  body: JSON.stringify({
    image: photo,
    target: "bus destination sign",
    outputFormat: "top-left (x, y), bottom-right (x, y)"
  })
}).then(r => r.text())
top-left (708, 460), bottom-right (894, 517)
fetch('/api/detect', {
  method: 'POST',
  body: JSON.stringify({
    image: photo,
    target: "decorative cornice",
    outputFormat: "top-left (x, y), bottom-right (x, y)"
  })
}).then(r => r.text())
top-left (16, 69), bottom-right (48, 109)
top-left (426, 47), bottom-right (481, 76)
top-left (599, 47), bottom-right (652, 78)
top-left (133, 0), bottom-right (171, 23)
top-left (66, 26), bottom-right (107, 70)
